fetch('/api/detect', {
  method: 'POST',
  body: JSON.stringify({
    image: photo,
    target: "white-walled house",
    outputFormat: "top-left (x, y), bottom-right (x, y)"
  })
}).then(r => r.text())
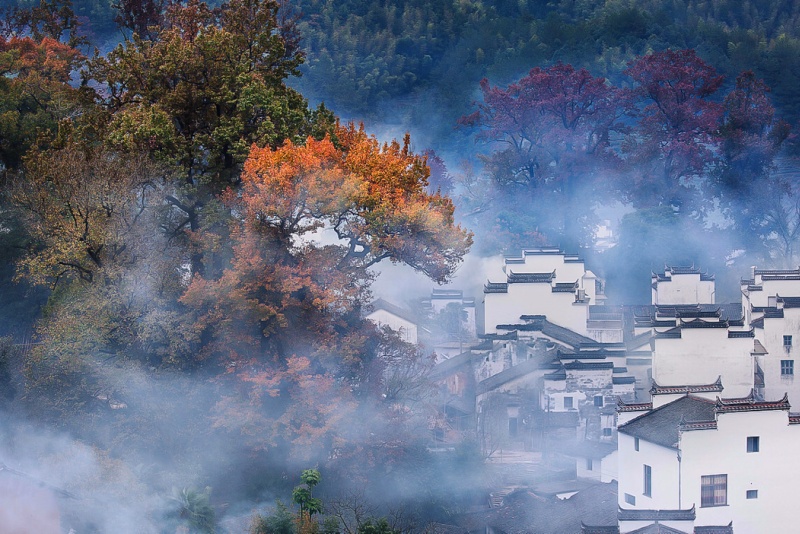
top-left (740, 268), bottom-right (800, 406)
top-left (365, 298), bottom-right (419, 344)
top-left (616, 390), bottom-right (800, 533)
top-left (562, 440), bottom-right (618, 484)
top-left (651, 266), bottom-right (716, 305)
top-left (651, 318), bottom-right (755, 398)
top-left (483, 248), bottom-right (605, 337)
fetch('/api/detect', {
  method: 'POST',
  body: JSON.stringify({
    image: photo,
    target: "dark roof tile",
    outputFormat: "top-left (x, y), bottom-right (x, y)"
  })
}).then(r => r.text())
top-left (618, 506), bottom-right (696, 521)
top-left (694, 524), bottom-right (733, 534)
top-left (476, 357), bottom-right (543, 395)
top-left (650, 377), bottom-right (723, 396)
top-left (507, 271), bottom-right (556, 284)
top-left (617, 399), bottom-right (652, 412)
top-left (484, 282), bottom-right (508, 293)
top-left (618, 396), bottom-right (716, 449)
top-left (628, 524), bottom-right (690, 534)
top-left (612, 376), bottom-right (636, 385)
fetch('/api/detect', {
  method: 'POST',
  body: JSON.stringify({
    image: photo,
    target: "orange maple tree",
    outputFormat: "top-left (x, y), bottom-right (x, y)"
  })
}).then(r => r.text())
top-left (181, 123), bottom-right (471, 457)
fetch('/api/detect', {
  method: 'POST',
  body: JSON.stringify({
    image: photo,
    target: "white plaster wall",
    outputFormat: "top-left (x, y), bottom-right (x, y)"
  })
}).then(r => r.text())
top-left (365, 309), bottom-right (417, 343)
top-left (759, 309), bottom-right (800, 406)
top-left (577, 456), bottom-right (600, 481)
top-left (617, 432), bottom-right (681, 510)
top-left (653, 274), bottom-right (715, 305)
top-left (680, 410), bottom-right (800, 533)
top-left (602, 450), bottom-right (618, 483)
top-left (653, 329), bottom-right (754, 397)
top-left (517, 253), bottom-right (585, 281)
top-left (758, 279), bottom-right (800, 305)
top-left (483, 283), bottom-right (587, 334)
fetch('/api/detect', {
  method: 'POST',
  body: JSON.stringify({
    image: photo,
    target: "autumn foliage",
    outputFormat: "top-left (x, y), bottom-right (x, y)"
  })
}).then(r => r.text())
top-left (177, 123), bottom-right (470, 454)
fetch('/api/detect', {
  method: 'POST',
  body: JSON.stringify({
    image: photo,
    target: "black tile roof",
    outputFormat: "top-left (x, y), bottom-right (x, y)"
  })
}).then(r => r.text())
top-left (618, 506), bottom-right (696, 521)
top-left (675, 308), bottom-right (721, 319)
top-left (553, 282), bottom-right (578, 293)
top-left (755, 267), bottom-right (800, 276)
top-left (728, 329), bottom-right (754, 338)
top-left (564, 361), bottom-right (615, 370)
top-left (763, 307), bottom-right (785, 318)
top-left (507, 271), bottom-right (556, 284)
top-left (620, 392), bottom-right (792, 447)
top-left (429, 351), bottom-right (474, 380)
top-left (618, 396), bottom-right (716, 449)
top-left (465, 480), bottom-right (616, 534)
top-left (780, 296), bottom-right (800, 308)
top-left (484, 281), bottom-right (508, 293)
top-left (654, 305), bottom-right (697, 316)
top-left (650, 377), bottom-right (723, 396)
top-left (655, 327), bottom-right (682, 339)
top-left (693, 524), bottom-right (733, 534)
top-left (617, 400), bottom-right (652, 412)
top-left (498, 317), bottom-right (596, 349)
top-left (612, 376), bottom-right (636, 385)
top-left (679, 318), bottom-right (729, 328)
top-left (544, 368), bottom-right (567, 380)
top-left (557, 348), bottom-right (620, 360)
top-left (480, 331), bottom-right (518, 341)
top-left (627, 524), bottom-right (689, 534)
top-left (476, 357), bottom-right (545, 395)
top-left (714, 391), bottom-right (790, 414)
top-left (581, 524), bottom-right (619, 534)
top-left (665, 265), bottom-right (703, 275)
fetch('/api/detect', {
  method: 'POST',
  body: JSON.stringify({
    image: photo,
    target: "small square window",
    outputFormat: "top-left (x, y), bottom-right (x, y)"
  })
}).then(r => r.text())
top-left (634, 437), bottom-right (640, 451)
top-left (785, 335), bottom-right (793, 348)
top-left (747, 490), bottom-right (758, 499)
top-left (624, 493), bottom-right (636, 505)
top-left (782, 360), bottom-right (794, 376)
top-left (594, 395), bottom-right (604, 407)
top-left (564, 396), bottom-right (574, 409)
top-left (603, 427), bottom-right (612, 437)
top-left (747, 436), bottom-right (760, 453)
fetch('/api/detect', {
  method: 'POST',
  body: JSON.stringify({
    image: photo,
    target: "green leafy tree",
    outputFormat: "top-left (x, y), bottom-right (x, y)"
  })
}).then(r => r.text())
top-left (293, 469), bottom-right (323, 534)
top-left (170, 486), bottom-right (217, 534)
top-left (250, 500), bottom-right (296, 534)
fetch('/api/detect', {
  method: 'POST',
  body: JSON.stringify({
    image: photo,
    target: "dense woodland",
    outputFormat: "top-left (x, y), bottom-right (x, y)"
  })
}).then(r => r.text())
top-left (1, 0), bottom-right (800, 532)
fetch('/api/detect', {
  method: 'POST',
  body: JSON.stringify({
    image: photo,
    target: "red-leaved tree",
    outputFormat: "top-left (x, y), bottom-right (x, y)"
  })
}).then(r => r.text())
top-left (460, 63), bottom-right (630, 249)
top-left (623, 49), bottom-right (725, 210)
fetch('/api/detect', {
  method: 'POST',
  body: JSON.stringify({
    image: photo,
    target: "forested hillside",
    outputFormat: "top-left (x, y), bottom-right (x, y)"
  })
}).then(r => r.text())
top-left (1, 0), bottom-right (800, 531)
